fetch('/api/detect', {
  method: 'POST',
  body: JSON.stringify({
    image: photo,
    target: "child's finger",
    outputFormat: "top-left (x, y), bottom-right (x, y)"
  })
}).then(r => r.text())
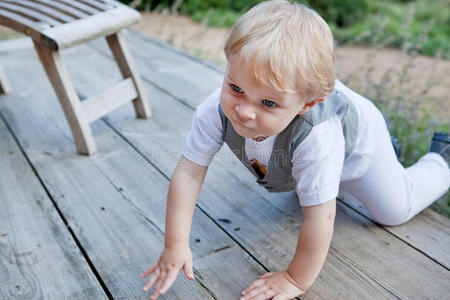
top-left (150, 275), bottom-right (167, 300)
top-left (159, 269), bottom-right (180, 294)
top-left (242, 284), bottom-right (268, 300)
top-left (248, 288), bottom-right (276, 300)
top-left (143, 269), bottom-right (160, 292)
top-left (149, 289), bottom-right (161, 300)
top-left (142, 262), bottom-right (159, 278)
top-left (245, 278), bottom-right (265, 292)
top-left (183, 260), bottom-right (194, 279)
top-left (242, 279), bottom-right (266, 298)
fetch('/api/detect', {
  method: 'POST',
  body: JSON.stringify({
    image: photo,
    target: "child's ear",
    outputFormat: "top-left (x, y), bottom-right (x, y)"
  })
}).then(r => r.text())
top-left (298, 98), bottom-right (325, 115)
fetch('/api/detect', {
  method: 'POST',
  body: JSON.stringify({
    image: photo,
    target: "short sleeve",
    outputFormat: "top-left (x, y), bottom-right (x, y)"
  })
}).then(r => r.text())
top-left (182, 88), bottom-right (224, 166)
top-left (292, 116), bottom-right (345, 206)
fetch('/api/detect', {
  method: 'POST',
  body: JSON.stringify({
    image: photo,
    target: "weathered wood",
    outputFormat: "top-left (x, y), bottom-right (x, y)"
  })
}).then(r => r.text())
top-left (54, 0), bottom-right (102, 15)
top-left (0, 9), bottom-right (47, 42)
top-left (75, 34), bottom-right (450, 298)
top-left (113, 30), bottom-right (450, 269)
top-left (0, 1), bottom-right (146, 156)
top-left (0, 2), bottom-right (62, 27)
top-left (31, 0), bottom-right (90, 19)
top-left (33, 40), bottom-right (96, 155)
top-left (62, 46), bottom-right (390, 298)
top-left (0, 113), bottom-right (107, 299)
top-left (77, 0), bottom-right (113, 11)
top-left (340, 194), bottom-right (450, 269)
top-left (2, 32), bottom-right (449, 298)
top-left (82, 78), bottom-right (138, 123)
top-left (2, 0), bottom-right (76, 23)
top-left (106, 32), bottom-right (151, 118)
top-left (41, 6), bottom-right (139, 50)
top-left (0, 63), bottom-right (11, 94)
top-left (0, 47), bottom-right (268, 299)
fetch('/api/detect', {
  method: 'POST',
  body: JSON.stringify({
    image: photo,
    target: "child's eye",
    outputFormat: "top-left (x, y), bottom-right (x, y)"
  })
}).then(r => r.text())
top-left (262, 99), bottom-right (277, 107)
top-left (231, 84), bottom-right (243, 94)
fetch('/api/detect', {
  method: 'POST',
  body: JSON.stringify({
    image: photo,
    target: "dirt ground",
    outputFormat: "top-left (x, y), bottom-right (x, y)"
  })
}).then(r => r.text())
top-left (132, 12), bottom-right (449, 112)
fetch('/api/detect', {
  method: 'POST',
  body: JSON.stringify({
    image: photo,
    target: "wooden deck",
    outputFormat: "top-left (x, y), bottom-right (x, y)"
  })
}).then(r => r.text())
top-left (0, 30), bottom-right (449, 299)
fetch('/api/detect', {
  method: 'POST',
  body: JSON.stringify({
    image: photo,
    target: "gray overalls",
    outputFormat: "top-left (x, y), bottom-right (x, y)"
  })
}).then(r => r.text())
top-left (219, 89), bottom-right (359, 192)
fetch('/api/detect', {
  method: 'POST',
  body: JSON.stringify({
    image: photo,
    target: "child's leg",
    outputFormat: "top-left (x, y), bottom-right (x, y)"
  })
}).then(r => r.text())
top-left (340, 120), bottom-right (450, 226)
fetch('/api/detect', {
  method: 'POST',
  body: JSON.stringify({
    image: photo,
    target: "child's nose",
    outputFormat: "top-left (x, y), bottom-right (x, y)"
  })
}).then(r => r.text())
top-left (235, 104), bottom-right (256, 121)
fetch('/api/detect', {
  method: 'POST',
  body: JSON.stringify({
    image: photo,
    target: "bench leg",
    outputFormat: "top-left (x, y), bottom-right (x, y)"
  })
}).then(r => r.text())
top-left (33, 41), bottom-right (96, 155)
top-left (106, 31), bottom-right (151, 119)
top-left (0, 64), bottom-right (12, 95)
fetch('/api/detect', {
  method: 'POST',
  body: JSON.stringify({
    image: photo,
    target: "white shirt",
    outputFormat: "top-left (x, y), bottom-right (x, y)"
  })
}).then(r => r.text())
top-left (182, 80), bottom-right (381, 206)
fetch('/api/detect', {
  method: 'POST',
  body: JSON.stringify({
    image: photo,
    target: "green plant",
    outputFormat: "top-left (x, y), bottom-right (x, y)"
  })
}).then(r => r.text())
top-left (302, 0), bottom-right (370, 27)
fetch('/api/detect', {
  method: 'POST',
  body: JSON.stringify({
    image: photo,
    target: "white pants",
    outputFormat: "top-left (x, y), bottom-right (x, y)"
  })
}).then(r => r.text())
top-left (340, 120), bottom-right (450, 226)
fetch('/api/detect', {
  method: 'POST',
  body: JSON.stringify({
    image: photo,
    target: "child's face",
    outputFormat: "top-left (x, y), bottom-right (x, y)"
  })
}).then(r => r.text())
top-left (220, 58), bottom-right (309, 140)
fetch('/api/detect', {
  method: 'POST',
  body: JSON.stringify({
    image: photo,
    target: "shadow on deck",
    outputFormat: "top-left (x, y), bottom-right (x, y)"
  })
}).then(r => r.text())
top-left (0, 30), bottom-right (449, 299)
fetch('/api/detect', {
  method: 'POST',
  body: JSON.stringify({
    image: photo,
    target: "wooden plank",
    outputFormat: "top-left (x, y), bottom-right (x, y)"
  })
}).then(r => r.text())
top-left (61, 45), bottom-right (395, 298)
top-left (52, 0), bottom-right (100, 15)
top-left (2, 0), bottom-right (76, 23)
top-left (0, 2), bottom-right (62, 27)
top-left (0, 111), bottom-right (107, 299)
top-left (106, 32), bottom-right (151, 118)
top-left (94, 30), bottom-right (450, 269)
top-left (82, 78), bottom-right (137, 123)
top-left (77, 0), bottom-right (113, 11)
top-left (33, 41), bottom-right (96, 155)
top-left (31, 0), bottom-right (90, 19)
top-left (0, 10), bottom-right (48, 43)
top-left (69, 37), bottom-right (450, 298)
top-left (0, 47), bottom-right (268, 299)
top-left (41, 6), bottom-right (139, 50)
top-left (340, 194), bottom-right (450, 269)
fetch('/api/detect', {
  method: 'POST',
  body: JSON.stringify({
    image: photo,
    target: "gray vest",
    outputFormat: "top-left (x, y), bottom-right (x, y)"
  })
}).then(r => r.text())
top-left (219, 89), bottom-right (359, 192)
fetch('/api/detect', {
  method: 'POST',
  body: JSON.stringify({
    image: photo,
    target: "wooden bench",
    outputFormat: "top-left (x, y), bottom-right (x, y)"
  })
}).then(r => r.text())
top-left (0, 0), bottom-right (151, 155)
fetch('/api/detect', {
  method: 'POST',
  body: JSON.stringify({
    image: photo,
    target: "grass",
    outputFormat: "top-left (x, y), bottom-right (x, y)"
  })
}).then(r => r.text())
top-left (332, 0), bottom-right (450, 59)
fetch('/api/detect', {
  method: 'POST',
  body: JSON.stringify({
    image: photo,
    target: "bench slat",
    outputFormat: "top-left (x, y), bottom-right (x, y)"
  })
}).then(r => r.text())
top-left (31, 0), bottom-right (90, 19)
top-left (77, 0), bottom-right (114, 11)
top-left (1, 0), bottom-right (76, 23)
top-left (0, 3), bottom-right (62, 27)
top-left (53, 0), bottom-right (101, 15)
top-left (0, 10), bottom-right (46, 39)
top-left (82, 78), bottom-right (138, 123)
top-left (41, 6), bottom-right (139, 50)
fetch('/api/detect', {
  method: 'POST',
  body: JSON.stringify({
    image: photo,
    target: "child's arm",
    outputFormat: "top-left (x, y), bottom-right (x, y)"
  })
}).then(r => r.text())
top-left (141, 156), bottom-right (208, 300)
top-left (241, 199), bottom-right (336, 300)
top-left (288, 199), bottom-right (336, 289)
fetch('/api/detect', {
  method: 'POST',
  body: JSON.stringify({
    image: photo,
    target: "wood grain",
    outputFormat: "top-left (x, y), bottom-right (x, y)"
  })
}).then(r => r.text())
top-left (0, 47), bottom-right (267, 299)
top-left (33, 40), bottom-right (96, 155)
top-left (79, 32), bottom-right (450, 298)
top-left (0, 110), bottom-right (107, 299)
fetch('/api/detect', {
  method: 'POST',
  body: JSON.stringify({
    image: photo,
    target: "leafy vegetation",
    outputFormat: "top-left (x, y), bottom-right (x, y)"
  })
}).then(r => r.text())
top-left (121, 0), bottom-right (449, 58)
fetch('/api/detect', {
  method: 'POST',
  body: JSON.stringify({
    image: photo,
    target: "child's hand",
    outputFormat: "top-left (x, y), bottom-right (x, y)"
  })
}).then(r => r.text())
top-left (141, 244), bottom-right (194, 300)
top-left (240, 271), bottom-right (304, 300)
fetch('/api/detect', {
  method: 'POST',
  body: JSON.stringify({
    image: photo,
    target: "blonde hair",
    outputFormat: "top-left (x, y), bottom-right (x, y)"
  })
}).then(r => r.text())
top-left (224, 0), bottom-right (335, 101)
